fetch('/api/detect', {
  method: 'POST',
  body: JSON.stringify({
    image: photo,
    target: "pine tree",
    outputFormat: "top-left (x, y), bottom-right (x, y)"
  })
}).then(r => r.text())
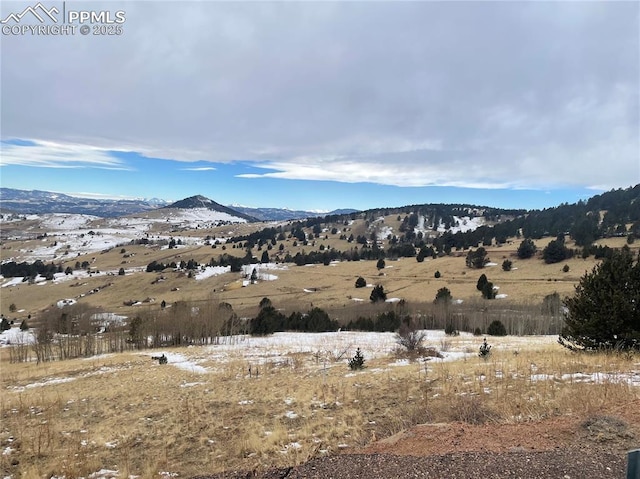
top-left (466, 247), bottom-right (489, 268)
top-left (348, 348), bottom-right (365, 370)
top-left (1, 317), bottom-right (10, 331)
top-left (370, 284), bottom-right (387, 303)
top-left (476, 274), bottom-right (488, 292)
top-left (434, 287), bottom-right (452, 304)
top-left (516, 238), bottom-right (537, 259)
top-left (559, 247), bottom-right (640, 351)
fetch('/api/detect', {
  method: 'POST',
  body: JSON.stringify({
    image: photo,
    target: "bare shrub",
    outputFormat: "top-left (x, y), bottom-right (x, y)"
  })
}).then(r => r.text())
top-left (395, 321), bottom-right (426, 353)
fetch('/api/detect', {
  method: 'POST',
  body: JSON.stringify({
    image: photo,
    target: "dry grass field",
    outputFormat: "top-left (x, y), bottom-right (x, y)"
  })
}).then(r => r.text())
top-left (1, 333), bottom-right (639, 478)
top-left (2, 215), bottom-right (634, 322)
top-left (1, 213), bottom-right (639, 477)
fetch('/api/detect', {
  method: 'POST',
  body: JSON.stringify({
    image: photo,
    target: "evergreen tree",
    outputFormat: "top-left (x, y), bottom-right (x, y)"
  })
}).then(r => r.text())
top-left (348, 348), bottom-right (365, 370)
top-left (260, 250), bottom-right (270, 263)
top-left (559, 247), bottom-right (640, 351)
top-left (370, 284), bottom-right (387, 303)
top-left (466, 247), bottom-right (489, 269)
top-left (259, 297), bottom-right (272, 309)
top-left (487, 320), bottom-right (507, 336)
top-left (482, 281), bottom-right (496, 299)
top-left (376, 258), bottom-right (386, 270)
top-left (434, 287), bottom-right (452, 304)
top-left (355, 276), bottom-right (367, 288)
top-left (476, 273), bottom-right (488, 292)
top-left (516, 238), bottom-right (537, 259)
top-left (502, 259), bottom-right (512, 271)
top-left (542, 237), bottom-right (571, 264)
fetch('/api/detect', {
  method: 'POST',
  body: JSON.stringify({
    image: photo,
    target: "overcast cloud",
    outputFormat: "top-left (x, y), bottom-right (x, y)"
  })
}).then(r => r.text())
top-left (1, 1), bottom-right (638, 190)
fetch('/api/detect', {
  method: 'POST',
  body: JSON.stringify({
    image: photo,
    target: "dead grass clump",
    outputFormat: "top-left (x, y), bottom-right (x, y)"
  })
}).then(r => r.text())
top-left (581, 415), bottom-right (634, 442)
top-left (442, 395), bottom-right (498, 425)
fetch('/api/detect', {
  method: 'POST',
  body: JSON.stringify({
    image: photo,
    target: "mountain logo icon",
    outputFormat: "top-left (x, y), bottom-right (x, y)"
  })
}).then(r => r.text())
top-left (1, 2), bottom-right (59, 24)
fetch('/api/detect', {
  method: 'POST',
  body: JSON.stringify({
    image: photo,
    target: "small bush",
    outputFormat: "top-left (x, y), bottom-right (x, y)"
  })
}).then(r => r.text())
top-left (444, 323), bottom-right (459, 336)
top-left (434, 270), bottom-right (441, 278)
top-left (487, 320), bottom-right (507, 336)
top-left (396, 321), bottom-right (427, 352)
top-left (562, 264), bottom-right (570, 273)
top-left (355, 276), bottom-right (366, 288)
top-left (348, 348), bottom-right (365, 370)
top-left (502, 259), bottom-right (512, 271)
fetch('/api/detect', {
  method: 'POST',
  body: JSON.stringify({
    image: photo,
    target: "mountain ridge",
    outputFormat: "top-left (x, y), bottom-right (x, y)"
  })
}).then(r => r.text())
top-left (0, 188), bottom-right (357, 221)
top-left (163, 195), bottom-right (258, 222)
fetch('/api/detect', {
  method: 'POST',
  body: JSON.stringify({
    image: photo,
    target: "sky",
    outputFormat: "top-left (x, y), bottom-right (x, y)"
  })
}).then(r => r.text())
top-left (1, 1), bottom-right (639, 212)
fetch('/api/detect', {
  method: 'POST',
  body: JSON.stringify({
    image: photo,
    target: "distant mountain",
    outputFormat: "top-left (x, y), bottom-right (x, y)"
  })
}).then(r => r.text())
top-left (164, 195), bottom-right (258, 222)
top-left (0, 188), bottom-right (356, 222)
top-left (230, 205), bottom-right (359, 221)
top-left (0, 188), bottom-right (169, 217)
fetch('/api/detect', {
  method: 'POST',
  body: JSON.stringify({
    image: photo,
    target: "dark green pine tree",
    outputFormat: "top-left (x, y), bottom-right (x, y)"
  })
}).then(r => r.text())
top-left (370, 284), bottom-right (387, 303)
top-left (516, 238), bottom-right (537, 259)
top-left (348, 348), bottom-right (365, 370)
top-left (559, 246), bottom-right (640, 351)
top-left (476, 273), bottom-right (488, 292)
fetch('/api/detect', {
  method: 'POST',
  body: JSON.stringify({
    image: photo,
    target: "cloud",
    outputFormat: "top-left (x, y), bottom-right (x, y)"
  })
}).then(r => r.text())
top-left (0, 140), bottom-right (130, 170)
top-left (1, 1), bottom-right (638, 191)
top-left (181, 167), bottom-right (217, 172)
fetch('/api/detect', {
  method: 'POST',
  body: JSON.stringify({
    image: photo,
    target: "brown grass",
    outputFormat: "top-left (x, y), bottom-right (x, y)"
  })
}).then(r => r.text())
top-left (1, 339), bottom-right (638, 477)
top-left (3, 233), bottom-right (634, 323)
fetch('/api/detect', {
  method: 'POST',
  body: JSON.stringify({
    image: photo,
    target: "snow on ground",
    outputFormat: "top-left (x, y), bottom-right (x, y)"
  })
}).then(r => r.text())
top-left (1, 277), bottom-right (24, 288)
top-left (7, 330), bottom-right (640, 391)
top-left (195, 266), bottom-right (231, 280)
top-left (2, 267), bottom-right (144, 290)
top-left (40, 213), bottom-right (100, 230)
top-left (0, 213), bottom-right (40, 223)
top-left (162, 208), bottom-right (247, 227)
top-left (0, 326), bottom-right (35, 346)
top-left (149, 352), bottom-right (208, 374)
top-left (2, 209), bottom-right (247, 262)
top-left (530, 371), bottom-right (640, 387)
top-left (240, 263), bottom-right (287, 282)
top-left (435, 216), bottom-right (484, 234)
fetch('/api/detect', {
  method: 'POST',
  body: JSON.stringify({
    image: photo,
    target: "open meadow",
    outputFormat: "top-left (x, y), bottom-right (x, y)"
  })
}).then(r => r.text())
top-left (1, 330), bottom-right (639, 478)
